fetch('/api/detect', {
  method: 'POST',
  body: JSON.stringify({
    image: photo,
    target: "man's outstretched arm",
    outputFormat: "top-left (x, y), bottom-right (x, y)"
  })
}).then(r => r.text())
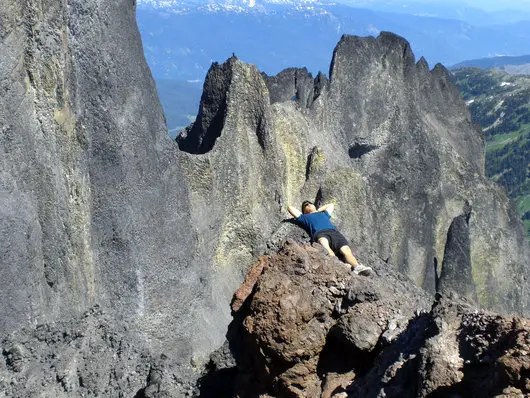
top-left (288, 206), bottom-right (302, 218)
top-left (317, 203), bottom-right (334, 215)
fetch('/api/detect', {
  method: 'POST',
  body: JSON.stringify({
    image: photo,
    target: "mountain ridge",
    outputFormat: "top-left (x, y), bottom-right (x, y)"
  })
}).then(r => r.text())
top-left (177, 31), bottom-right (528, 317)
top-left (138, 0), bottom-right (333, 15)
top-left (452, 54), bottom-right (530, 71)
top-left (0, 1), bottom-right (529, 395)
top-left (137, 1), bottom-right (530, 81)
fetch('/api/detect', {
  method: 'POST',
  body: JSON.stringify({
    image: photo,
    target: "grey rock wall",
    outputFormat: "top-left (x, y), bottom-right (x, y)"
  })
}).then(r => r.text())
top-left (0, 0), bottom-right (226, 391)
top-left (0, 1), bottom-right (529, 394)
top-left (181, 33), bottom-right (529, 317)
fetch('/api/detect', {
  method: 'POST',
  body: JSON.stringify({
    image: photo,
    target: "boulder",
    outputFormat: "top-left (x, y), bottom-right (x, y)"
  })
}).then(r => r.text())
top-left (219, 240), bottom-right (529, 398)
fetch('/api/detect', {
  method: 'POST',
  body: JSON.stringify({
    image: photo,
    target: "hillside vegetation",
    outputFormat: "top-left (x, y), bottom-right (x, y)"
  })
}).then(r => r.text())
top-left (155, 79), bottom-right (201, 137)
top-left (452, 68), bottom-right (530, 236)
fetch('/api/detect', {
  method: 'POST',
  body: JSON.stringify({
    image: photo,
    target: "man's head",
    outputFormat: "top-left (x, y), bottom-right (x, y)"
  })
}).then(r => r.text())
top-left (301, 200), bottom-right (317, 214)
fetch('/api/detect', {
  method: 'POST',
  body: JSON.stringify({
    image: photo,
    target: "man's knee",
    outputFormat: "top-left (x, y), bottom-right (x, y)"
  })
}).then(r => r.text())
top-left (339, 245), bottom-right (352, 255)
top-left (318, 238), bottom-right (336, 255)
top-left (318, 237), bottom-right (330, 246)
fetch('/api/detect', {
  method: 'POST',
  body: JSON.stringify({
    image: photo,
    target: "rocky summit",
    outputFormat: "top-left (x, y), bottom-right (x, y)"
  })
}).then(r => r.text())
top-left (179, 32), bottom-right (529, 316)
top-left (0, 0), bottom-right (528, 396)
top-left (199, 240), bottom-right (529, 397)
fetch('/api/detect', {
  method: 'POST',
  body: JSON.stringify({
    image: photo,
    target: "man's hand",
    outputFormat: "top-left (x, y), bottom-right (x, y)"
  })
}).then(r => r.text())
top-left (317, 203), bottom-right (334, 215)
top-left (288, 205), bottom-right (302, 218)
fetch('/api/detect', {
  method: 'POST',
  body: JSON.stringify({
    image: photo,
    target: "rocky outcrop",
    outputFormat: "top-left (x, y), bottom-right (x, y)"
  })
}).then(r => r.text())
top-left (263, 68), bottom-right (329, 108)
top-left (438, 201), bottom-right (478, 302)
top-left (1, 1), bottom-right (528, 394)
top-left (180, 32), bottom-right (529, 316)
top-left (234, 240), bottom-right (432, 397)
top-left (207, 240), bottom-right (529, 398)
top-left (177, 58), bottom-right (234, 154)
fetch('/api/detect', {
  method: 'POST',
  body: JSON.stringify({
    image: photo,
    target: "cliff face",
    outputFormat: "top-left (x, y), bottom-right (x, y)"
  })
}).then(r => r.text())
top-left (1, 0), bottom-right (180, 334)
top-left (0, 1), bottom-right (529, 395)
top-left (179, 33), bottom-right (529, 316)
top-left (1, 0), bottom-right (219, 393)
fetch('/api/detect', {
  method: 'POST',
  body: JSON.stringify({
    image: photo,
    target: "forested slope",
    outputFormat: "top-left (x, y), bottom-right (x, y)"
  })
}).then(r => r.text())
top-left (155, 79), bottom-right (201, 138)
top-left (452, 68), bottom-right (530, 237)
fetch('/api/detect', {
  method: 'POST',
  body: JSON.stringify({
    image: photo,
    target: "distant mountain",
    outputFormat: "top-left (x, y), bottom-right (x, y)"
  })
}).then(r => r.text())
top-left (136, 0), bottom-right (530, 81)
top-left (138, 0), bottom-right (530, 23)
top-left (347, 0), bottom-right (530, 25)
top-left (452, 68), bottom-right (530, 236)
top-left (452, 55), bottom-right (530, 72)
top-left (140, 0), bottom-right (326, 12)
top-left (503, 64), bottom-right (530, 75)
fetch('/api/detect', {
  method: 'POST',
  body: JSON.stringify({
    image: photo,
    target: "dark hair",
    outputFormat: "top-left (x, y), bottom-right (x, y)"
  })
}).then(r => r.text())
top-left (301, 200), bottom-right (313, 212)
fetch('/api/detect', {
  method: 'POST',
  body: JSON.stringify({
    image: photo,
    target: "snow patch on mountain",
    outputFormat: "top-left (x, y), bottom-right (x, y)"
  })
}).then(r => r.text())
top-left (137, 0), bottom-right (333, 14)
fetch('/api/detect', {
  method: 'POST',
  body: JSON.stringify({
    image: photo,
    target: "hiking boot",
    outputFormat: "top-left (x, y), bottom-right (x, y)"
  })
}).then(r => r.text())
top-left (353, 264), bottom-right (372, 276)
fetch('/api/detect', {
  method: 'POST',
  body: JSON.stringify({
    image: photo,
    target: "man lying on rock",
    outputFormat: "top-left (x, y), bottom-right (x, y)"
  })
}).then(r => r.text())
top-left (288, 201), bottom-right (372, 276)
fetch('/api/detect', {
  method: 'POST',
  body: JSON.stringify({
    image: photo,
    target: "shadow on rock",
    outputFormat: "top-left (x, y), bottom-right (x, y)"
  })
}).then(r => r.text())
top-left (198, 238), bottom-right (434, 397)
top-left (197, 239), bottom-right (530, 398)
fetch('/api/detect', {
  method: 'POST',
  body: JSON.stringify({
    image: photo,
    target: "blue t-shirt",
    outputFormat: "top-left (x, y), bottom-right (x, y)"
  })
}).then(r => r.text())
top-left (297, 211), bottom-right (336, 238)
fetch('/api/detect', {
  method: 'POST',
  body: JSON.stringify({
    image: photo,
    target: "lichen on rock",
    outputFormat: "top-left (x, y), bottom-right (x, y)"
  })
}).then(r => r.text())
top-left (1, 1), bottom-right (529, 394)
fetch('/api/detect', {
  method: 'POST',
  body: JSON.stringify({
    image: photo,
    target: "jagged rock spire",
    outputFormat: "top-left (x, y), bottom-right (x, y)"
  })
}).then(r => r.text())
top-left (438, 200), bottom-right (478, 304)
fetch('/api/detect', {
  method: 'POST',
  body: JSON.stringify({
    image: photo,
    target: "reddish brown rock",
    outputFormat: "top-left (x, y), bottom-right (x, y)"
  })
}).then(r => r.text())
top-left (232, 256), bottom-right (268, 312)
top-left (229, 239), bottom-right (432, 397)
top-left (276, 358), bottom-right (322, 397)
top-left (221, 240), bottom-right (530, 398)
top-left (320, 371), bottom-right (355, 398)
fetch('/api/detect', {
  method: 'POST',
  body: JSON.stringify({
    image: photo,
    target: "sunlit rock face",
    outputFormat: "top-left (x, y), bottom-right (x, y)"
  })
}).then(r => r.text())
top-left (0, 0), bottom-right (528, 394)
top-left (181, 32), bottom-right (529, 317)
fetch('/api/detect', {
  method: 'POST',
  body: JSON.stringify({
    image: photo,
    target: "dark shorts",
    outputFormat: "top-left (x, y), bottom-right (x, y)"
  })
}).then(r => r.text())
top-left (313, 229), bottom-right (350, 253)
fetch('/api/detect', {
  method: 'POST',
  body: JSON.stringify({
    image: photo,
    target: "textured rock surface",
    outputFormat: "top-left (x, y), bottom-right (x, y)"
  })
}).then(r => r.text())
top-left (0, 306), bottom-right (197, 397)
top-left (179, 32), bottom-right (529, 316)
top-left (215, 240), bottom-right (529, 398)
top-left (1, 0), bottom-right (529, 394)
top-left (1, 0), bottom-right (225, 393)
top-left (350, 294), bottom-right (530, 398)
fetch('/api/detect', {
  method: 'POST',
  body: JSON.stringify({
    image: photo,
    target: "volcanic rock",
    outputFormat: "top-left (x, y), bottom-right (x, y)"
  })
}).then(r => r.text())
top-left (218, 240), bottom-right (529, 398)
top-left (222, 239), bottom-right (432, 397)
top-left (0, 0), bottom-right (529, 394)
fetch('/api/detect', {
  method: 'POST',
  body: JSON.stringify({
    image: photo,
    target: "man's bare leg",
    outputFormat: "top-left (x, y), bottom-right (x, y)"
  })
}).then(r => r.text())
top-left (339, 245), bottom-right (359, 268)
top-left (318, 237), bottom-right (336, 257)
top-left (340, 245), bottom-right (372, 275)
